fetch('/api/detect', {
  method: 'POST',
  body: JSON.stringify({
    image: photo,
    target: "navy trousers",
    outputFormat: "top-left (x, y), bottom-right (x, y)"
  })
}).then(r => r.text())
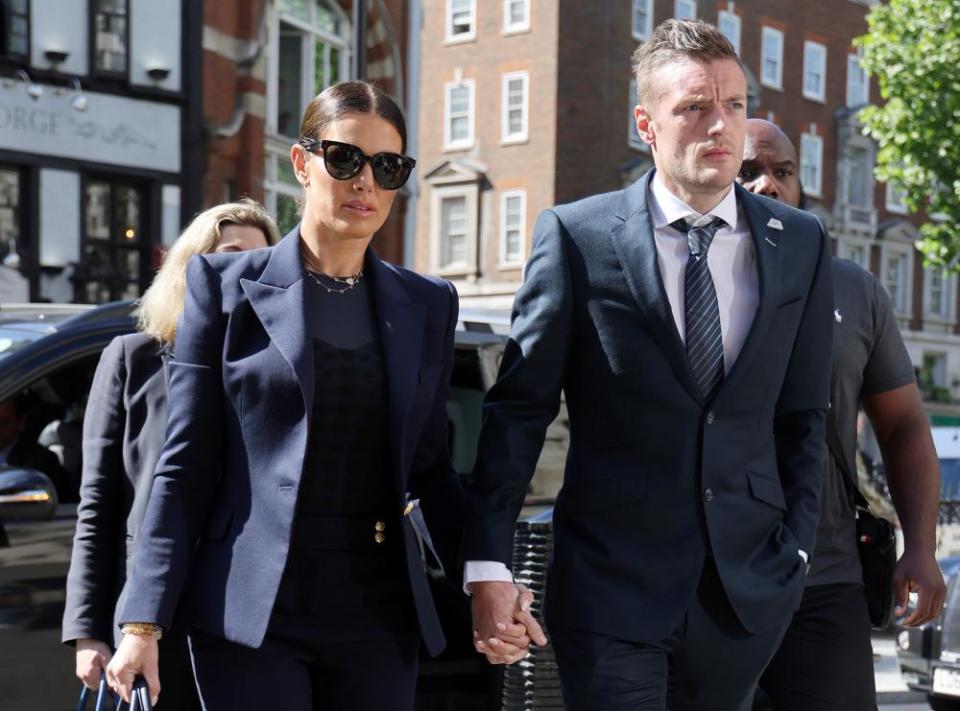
top-left (551, 558), bottom-right (792, 711)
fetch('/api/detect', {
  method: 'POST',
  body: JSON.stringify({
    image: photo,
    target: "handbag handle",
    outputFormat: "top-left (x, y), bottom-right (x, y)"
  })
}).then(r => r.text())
top-left (76, 671), bottom-right (115, 711)
top-left (116, 676), bottom-right (153, 711)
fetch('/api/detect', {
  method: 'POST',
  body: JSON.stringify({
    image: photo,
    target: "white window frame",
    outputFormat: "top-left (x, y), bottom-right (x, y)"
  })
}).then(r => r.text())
top-left (845, 144), bottom-right (873, 209)
top-left (629, 79), bottom-right (645, 150)
top-left (674, 0), bottom-right (696, 20)
top-left (885, 181), bottom-right (909, 215)
top-left (431, 184), bottom-right (479, 276)
top-left (925, 267), bottom-right (954, 321)
top-left (267, 2), bottom-right (352, 138)
top-left (632, 0), bottom-right (653, 41)
top-left (718, 10), bottom-right (741, 56)
top-left (500, 190), bottom-right (527, 267)
top-left (503, 0), bottom-right (530, 34)
top-left (444, 79), bottom-right (475, 151)
top-left (838, 237), bottom-right (871, 270)
top-left (501, 71), bottom-right (529, 144)
top-left (803, 40), bottom-right (827, 103)
top-left (846, 52), bottom-right (869, 107)
top-left (882, 244), bottom-right (914, 316)
top-left (761, 26), bottom-right (783, 90)
top-left (800, 132), bottom-right (823, 198)
top-left (446, 0), bottom-right (477, 43)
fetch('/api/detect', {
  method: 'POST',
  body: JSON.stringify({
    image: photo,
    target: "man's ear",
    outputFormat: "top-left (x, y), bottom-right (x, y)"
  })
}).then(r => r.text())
top-left (635, 105), bottom-right (656, 149)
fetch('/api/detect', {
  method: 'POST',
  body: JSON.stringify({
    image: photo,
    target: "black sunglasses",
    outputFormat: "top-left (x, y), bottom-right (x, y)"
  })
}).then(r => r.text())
top-left (299, 138), bottom-right (416, 190)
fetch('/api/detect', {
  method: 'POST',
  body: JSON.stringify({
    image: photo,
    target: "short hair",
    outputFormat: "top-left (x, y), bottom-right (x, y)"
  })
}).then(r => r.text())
top-left (135, 199), bottom-right (281, 345)
top-left (631, 19), bottom-right (742, 107)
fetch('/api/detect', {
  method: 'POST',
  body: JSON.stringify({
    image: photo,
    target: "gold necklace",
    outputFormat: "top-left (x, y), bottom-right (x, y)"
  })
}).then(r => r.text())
top-left (301, 251), bottom-right (365, 295)
top-left (305, 268), bottom-right (365, 294)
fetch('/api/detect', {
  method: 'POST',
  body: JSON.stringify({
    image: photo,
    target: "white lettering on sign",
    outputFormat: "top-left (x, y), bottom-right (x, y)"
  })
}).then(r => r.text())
top-left (0, 85), bottom-right (179, 173)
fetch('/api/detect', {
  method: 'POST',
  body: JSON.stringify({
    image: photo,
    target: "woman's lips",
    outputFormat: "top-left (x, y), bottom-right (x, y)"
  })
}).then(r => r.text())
top-left (343, 201), bottom-right (375, 216)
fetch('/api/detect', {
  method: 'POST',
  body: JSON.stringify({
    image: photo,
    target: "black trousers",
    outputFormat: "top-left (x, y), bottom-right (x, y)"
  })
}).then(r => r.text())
top-left (551, 558), bottom-right (791, 711)
top-left (189, 518), bottom-right (421, 711)
top-left (755, 583), bottom-right (877, 711)
top-left (153, 624), bottom-right (203, 710)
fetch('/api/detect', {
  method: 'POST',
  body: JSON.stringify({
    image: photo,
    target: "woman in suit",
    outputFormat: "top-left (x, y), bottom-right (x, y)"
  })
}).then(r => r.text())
top-left (62, 199), bottom-right (279, 708)
top-left (105, 81), bottom-right (529, 710)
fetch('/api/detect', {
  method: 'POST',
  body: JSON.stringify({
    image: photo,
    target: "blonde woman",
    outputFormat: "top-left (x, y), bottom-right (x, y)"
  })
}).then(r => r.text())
top-left (62, 199), bottom-right (279, 709)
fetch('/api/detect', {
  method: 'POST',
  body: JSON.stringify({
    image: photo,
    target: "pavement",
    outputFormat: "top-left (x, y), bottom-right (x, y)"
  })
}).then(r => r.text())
top-left (875, 634), bottom-right (937, 709)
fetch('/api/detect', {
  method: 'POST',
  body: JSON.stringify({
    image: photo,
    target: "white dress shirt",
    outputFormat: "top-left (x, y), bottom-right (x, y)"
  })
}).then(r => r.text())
top-left (465, 177), bottom-right (802, 592)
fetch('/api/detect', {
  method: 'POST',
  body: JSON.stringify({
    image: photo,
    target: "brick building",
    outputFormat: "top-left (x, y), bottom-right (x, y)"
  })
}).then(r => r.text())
top-left (415, 0), bottom-right (960, 418)
top-left (202, 0), bottom-right (412, 264)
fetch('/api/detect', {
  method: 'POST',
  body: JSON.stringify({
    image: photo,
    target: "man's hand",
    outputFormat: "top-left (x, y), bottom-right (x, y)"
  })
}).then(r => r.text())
top-left (471, 581), bottom-right (547, 664)
top-left (894, 548), bottom-right (947, 626)
top-left (75, 638), bottom-right (112, 689)
top-left (105, 633), bottom-right (161, 705)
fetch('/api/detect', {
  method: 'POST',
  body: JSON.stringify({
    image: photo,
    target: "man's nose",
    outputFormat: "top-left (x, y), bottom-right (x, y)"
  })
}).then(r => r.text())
top-left (749, 172), bottom-right (779, 199)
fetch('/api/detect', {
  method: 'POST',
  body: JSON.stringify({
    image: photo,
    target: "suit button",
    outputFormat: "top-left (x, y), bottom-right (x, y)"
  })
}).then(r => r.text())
top-left (703, 488), bottom-right (714, 503)
top-left (706, 411), bottom-right (715, 425)
top-left (375, 531), bottom-right (386, 544)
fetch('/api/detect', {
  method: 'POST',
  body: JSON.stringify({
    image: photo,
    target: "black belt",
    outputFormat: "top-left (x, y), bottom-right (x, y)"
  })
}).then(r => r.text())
top-left (291, 514), bottom-right (399, 550)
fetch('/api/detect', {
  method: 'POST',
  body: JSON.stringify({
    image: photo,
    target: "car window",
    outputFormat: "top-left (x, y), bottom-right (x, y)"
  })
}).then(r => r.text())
top-left (0, 327), bottom-right (54, 361)
top-left (447, 343), bottom-right (567, 501)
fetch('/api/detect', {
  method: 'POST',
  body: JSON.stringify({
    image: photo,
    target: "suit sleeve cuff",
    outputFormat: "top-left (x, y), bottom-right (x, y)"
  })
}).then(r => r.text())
top-left (463, 561), bottom-right (514, 594)
top-left (798, 549), bottom-right (809, 564)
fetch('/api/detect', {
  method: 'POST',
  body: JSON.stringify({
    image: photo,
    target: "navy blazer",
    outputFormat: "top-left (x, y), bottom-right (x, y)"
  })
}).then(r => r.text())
top-left (464, 171), bottom-right (833, 641)
top-left (121, 228), bottom-right (463, 655)
top-left (62, 333), bottom-right (167, 647)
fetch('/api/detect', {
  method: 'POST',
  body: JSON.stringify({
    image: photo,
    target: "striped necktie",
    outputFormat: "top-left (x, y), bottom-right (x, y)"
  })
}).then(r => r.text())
top-left (671, 216), bottom-right (727, 401)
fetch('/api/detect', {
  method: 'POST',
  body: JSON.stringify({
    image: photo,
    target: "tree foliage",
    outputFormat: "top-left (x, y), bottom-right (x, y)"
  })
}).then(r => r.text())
top-left (856, 0), bottom-right (960, 268)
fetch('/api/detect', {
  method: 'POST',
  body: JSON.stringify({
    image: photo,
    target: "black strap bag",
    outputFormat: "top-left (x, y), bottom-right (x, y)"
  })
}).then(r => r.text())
top-left (825, 414), bottom-right (898, 630)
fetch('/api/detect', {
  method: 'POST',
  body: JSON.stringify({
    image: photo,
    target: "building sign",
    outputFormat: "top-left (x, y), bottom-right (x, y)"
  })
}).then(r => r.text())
top-left (0, 84), bottom-right (180, 173)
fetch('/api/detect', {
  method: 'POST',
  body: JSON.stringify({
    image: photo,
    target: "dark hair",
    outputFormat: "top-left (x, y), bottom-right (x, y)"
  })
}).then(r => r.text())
top-left (299, 80), bottom-right (408, 153)
top-left (632, 19), bottom-right (742, 106)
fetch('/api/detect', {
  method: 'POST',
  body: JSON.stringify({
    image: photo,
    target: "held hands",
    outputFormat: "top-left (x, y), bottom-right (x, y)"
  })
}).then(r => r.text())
top-left (75, 639), bottom-right (113, 689)
top-left (894, 547), bottom-right (947, 627)
top-left (105, 632), bottom-right (161, 706)
top-left (470, 581), bottom-right (548, 665)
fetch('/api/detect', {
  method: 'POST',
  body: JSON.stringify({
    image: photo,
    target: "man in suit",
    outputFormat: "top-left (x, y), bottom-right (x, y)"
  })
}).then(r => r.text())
top-left (0, 397), bottom-right (70, 501)
top-left (463, 19), bottom-right (834, 709)
top-left (738, 118), bottom-right (945, 711)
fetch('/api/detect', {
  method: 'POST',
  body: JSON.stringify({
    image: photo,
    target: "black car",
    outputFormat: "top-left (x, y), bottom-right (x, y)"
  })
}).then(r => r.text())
top-left (0, 301), bottom-right (565, 710)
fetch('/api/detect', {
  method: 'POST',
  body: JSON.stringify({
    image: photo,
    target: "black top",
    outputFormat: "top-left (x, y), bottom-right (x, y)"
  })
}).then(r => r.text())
top-left (297, 273), bottom-right (393, 516)
top-left (807, 258), bottom-right (915, 585)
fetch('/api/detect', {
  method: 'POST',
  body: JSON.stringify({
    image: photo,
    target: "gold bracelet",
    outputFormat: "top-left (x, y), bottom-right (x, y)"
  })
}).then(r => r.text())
top-left (121, 622), bottom-right (163, 640)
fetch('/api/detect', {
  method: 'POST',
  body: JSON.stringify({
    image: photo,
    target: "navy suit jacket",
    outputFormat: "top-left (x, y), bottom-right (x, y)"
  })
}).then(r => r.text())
top-left (121, 228), bottom-right (463, 655)
top-left (464, 171), bottom-right (833, 641)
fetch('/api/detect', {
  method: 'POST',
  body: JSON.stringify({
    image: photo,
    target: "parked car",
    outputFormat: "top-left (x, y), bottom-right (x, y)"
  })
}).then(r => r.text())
top-left (0, 301), bottom-right (566, 710)
top-left (893, 429), bottom-right (960, 710)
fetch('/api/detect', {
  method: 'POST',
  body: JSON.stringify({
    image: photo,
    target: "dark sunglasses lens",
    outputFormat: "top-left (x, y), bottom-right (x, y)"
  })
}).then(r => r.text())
top-left (371, 154), bottom-right (411, 190)
top-left (323, 143), bottom-right (363, 179)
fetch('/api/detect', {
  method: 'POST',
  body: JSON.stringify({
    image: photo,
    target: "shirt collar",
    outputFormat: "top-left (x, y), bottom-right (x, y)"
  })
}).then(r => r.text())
top-left (648, 171), bottom-right (739, 232)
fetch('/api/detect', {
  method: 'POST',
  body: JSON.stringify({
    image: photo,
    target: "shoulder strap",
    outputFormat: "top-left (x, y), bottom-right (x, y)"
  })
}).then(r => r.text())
top-left (824, 410), bottom-right (870, 510)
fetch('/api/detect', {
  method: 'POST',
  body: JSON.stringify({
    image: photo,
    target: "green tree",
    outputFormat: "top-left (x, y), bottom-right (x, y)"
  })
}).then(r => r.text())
top-left (856, 0), bottom-right (960, 268)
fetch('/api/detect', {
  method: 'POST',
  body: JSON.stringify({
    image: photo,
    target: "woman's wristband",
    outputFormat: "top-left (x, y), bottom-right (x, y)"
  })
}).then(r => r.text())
top-left (121, 622), bottom-right (163, 640)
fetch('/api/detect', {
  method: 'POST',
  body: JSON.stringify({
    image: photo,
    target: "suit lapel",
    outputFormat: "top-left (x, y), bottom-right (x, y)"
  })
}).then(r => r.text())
top-left (609, 171), bottom-right (704, 405)
top-left (714, 184), bottom-right (784, 400)
top-left (241, 228), bottom-right (315, 415)
top-left (367, 253), bottom-right (426, 486)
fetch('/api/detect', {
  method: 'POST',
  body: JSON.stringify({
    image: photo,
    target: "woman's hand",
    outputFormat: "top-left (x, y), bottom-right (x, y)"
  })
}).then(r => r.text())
top-left (105, 632), bottom-right (160, 705)
top-left (75, 638), bottom-right (112, 689)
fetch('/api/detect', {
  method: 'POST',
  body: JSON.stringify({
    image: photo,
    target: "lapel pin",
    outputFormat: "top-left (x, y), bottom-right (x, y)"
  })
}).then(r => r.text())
top-left (766, 218), bottom-right (784, 231)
